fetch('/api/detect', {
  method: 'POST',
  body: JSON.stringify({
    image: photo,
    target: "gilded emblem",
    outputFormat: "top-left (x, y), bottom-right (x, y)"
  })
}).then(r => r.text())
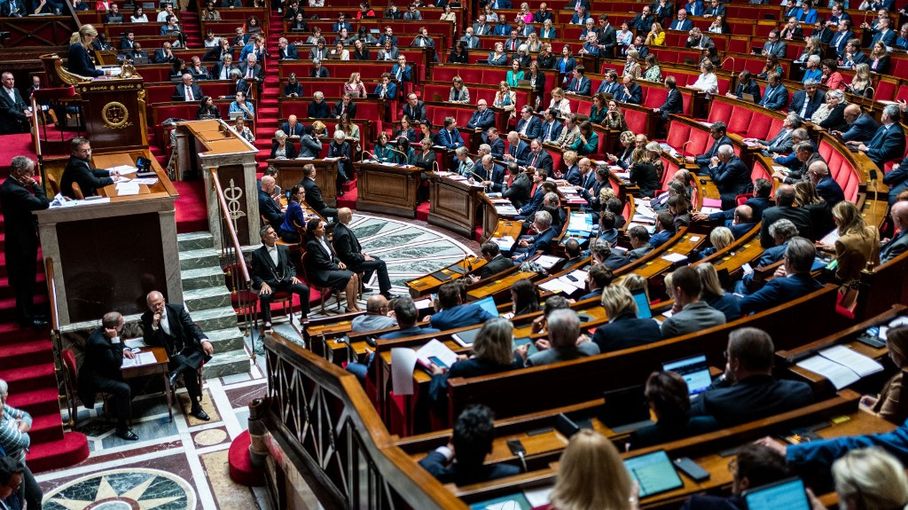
top-left (102, 101), bottom-right (129, 129)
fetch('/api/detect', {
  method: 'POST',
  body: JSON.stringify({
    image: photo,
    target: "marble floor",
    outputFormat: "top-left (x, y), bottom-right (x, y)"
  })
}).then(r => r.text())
top-left (36, 213), bottom-right (476, 510)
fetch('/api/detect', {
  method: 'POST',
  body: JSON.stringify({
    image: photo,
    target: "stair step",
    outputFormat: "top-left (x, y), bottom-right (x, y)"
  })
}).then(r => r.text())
top-left (0, 273), bottom-right (45, 300)
top-left (0, 340), bottom-right (54, 369)
top-left (184, 286), bottom-right (232, 311)
top-left (27, 431), bottom-right (90, 473)
top-left (182, 266), bottom-right (226, 291)
top-left (7, 386), bottom-right (59, 417)
top-left (179, 247), bottom-right (220, 270)
top-left (177, 231), bottom-right (215, 251)
top-left (30, 413), bottom-right (64, 443)
top-left (189, 305), bottom-right (241, 332)
top-left (0, 322), bottom-right (47, 344)
top-left (0, 362), bottom-right (55, 394)
top-left (206, 326), bottom-right (246, 352)
top-left (202, 348), bottom-right (250, 378)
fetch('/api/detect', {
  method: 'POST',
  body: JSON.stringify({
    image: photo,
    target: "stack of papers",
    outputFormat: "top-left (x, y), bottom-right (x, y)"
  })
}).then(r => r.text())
top-left (107, 165), bottom-right (138, 175)
top-left (122, 351), bottom-right (157, 368)
top-left (115, 182), bottom-right (141, 195)
top-left (566, 213), bottom-right (595, 238)
top-left (539, 269), bottom-right (588, 295)
top-left (415, 339), bottom-right (458, 370)
top-left (659, 143), bottom-right (680, 158)
top-left (535, 255), bottom-right (563, 270)
top-left (496, 205), bottom-right (519, 217)
top-left (796, 345), bottom-right (884, 390)
top-left (492, 236), bottom-right (515, 251)
top-left (701, 198), bottom-right (723, 208)
top-left (661, 252), bottom-right (688, 263)
top-left (131, 177), bottom-right (159, 186)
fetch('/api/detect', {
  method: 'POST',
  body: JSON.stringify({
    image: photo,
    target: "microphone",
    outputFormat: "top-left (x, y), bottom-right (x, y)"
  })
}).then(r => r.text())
top-left (864, 86), bottom-right (875, 99)
top-left (431, 160), bottom-right (441, 173)
top-left (720, 56), bottom-right (735, 69)
top-left (680, 140), bottom-right (692, 160)
top-left (360, 150), bottom-right (375, 163)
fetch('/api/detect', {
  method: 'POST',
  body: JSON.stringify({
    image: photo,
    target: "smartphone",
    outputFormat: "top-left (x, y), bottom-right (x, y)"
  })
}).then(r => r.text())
top-left (674, 457), bottom-right (710, 482)
top-left (506, 439), bottom-right (526, 456)
top-left (427, 356), bottom-right (447, 369)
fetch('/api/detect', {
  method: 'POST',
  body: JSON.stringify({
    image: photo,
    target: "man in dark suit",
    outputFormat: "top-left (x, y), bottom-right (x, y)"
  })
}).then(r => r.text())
top-left (655, 76), bottom-right (683, 122)
top-left (758, 73), bottom-right (788, 111)
top-left (597, 15), bottom-right (617, 57)
top-left (258, 175), bottom-right (284, 230)
top-left (61, 137), bottom-right (116, 199)
top-left (428, 282), bottom-right (497, 330)
top-left (0, 0), bottom-right (25, 16)
top-left (597, 71), bottom-right (621, 97)
top-left (310, 59), bottom-right (329, 78)
top-left (540, 109), bottom-right (563, 143)
top-left (153, 41), bottom-right (176, 64)
top-left (565, 67), bottom-right (591, 96)
top-left (884, 158), bottom-right (908, 206)
top-left (174, 73), bottom-right (204, 102)
top-left (237, 53), bottom-right (264, 84)
top-left (738, 237), bottom-right (824, 314)
top-left (759, 185), bottom-right (813, 247)
top-left (690, 327), bottom-right (813, 425)
top-left (525, 139), bottom-right (553, 174)
top-left (516, 106), bottom-right (542, 139)
top-left (0, 157), bottom-right (49, 328)
top-left (334, 94), bottom-right (357, 119)
top-left (615, 75), bottom-right (642, 104)
top-left (78, 312), bottom-right (138, 440)
top-left (701, 178), bottom-right (773, 224)
top-left (212, 54), bottom-right (238, 81)
top-left (390, 56), bottom-right (412, 83)
top-left (402, 93), bottom-right (426, 122)
top-left (251, 226), bottom-right (310, 329)
top-left (503, 131), bottom-right (530, 166)
top-left (687, 122), bottom-right (731, 173)
top-left (281, 115), bottom-right (305, 137)
top-left (435, 117), bottom-right (464, 150)
top-left (300, 163), bottom-right (338, 219)
top-left (501, 163), bottom-right (532, 209)
top-left (419, 404), bottom-right (520, 485)
top-left (307, 92), bottom-right (332, 118)
top-left (513, 209), bottom-right (557, 259)
top-left (0, 72), bottom-right (30, 134)
top-left (881, 202), bottom-right (908, 263)
top-left (466, 100), bottom-right (496, 131)
top-left (809, 161), bottom-right (845, 208)
top-left (829, 21), bottom-right (853, 57)
top-left (482, 128), bottom-right (506, 159)
top-left (837, 104), bottom-right (879, 143)
top-left (682, 445), bottom-right (790, 509)
top-left (470, 242), bottom-right (515, 280)
top-left (141, 291), bottom-right (215, 421)
top-left (848, 105), bottom-right (906, 170)
top-left (333, 208), bottom-right (392, 298)
top-left (277, 37), bottom-right (299, 60)
top-left (708, 145), bottom-right (752, 210)
top-left (669, 9), bottom-right (693, 31)
top-left (789, 81), bottom-right (825, 120)
top-left (119, 31), bottom-right (137, 51)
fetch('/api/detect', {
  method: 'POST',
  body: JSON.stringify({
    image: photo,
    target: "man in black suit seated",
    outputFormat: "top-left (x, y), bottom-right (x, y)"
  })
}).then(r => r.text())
top-left (690, 327), bottom-right (814, 426)
top-left (578, 263), bottom-right (613, 300)
top-left (0, 72), bottom-right (31, 134)
top-left (759, 184), bottom-right (813, 247)
top-left (483, 128), bottom-right (506, 159)
top-left (280, 114), bottom-right (305, 138)
top-left (681, 444), bottom-right (790, 509)
top-left (654, 76), bottom-right (683, 122)
top-left (185, 57), bottom-right (210, 80)
top-left (513, 210), bottom-right (557, 260)
top-left (141, 291), bottom-right (215, 421)
top-left (707, 145), bottom-right (752, 210)
top-left (78, 311), bottom-right (139, 440)
top-left (502, 163), bottom-right (531, 209)
top-left (251, 226), bottom-right (311, 330)
top-left (307, 91), bottom-right (331, 118)
top-left (0, 157), bottom-right (49, 329)
top-left (402, 93), bottom-right (426, 122)
top-left (300, 163), bottom-right (338, 220)
top-left (470, 242), bottom-right (515, 280)
top-left (847, 104), bottom-right (906, 170)
top-left (174, 73), bottom-right (204, 102)
top-left (418, 404), bottom-right (519, 485)
top-left (60, 137), bottom-right (118, 199)
top-left (258, 175), bottom-right (284, 230)
top-left (685, 122), bottom-right (731, 173)
top-left (525, 139), bottom-right (554, 175)
top-left (333, 208), bottom-right (393, 299)
top-left (277, 37), bottom-right (299, 60)
top-left (466, 99), bottom-right (496, 131)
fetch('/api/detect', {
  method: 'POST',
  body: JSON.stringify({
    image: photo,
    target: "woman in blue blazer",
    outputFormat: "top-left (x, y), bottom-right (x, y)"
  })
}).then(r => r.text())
top-left (67, 25), bottom-right (106, 77)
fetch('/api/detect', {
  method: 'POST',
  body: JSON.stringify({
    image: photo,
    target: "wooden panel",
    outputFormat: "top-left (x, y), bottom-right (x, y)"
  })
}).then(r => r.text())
top-left (355, 163), bottom-right (421, 217)
top-left (428, 176), bottom-right (481, 238)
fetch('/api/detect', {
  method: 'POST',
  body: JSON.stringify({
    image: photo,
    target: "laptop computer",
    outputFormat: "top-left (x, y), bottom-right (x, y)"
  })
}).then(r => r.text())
top-left (452, 326), bottom-right (482, 347)
top-left (632, 289), bottom-right (652, 319)
top-left (228, 111), bottom-right (245, 120)
top-left (744, 478), bottom-right (811, 510)
top-left (662, 354), bottom-right (712, 396)
top-left (623, 450), bottom-right (684, 498)
top-left (474, 296), bottom-right (499, 317)
top-left (601, 385), bottom-right (651, 431)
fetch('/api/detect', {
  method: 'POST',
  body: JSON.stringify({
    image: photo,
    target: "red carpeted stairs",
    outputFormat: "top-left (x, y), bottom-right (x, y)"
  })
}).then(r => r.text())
top-left (0, 202), bottom-right (89, 473)
top-left (178, 9), bottom-right (203, 48)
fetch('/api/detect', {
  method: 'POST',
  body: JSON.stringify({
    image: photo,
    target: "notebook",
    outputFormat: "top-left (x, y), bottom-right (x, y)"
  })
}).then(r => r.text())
top-left (662, 354), bottom-right (712, 396)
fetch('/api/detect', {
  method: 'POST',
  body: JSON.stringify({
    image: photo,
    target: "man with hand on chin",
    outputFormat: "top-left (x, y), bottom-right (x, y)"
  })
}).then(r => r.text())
top-left (141, 291), bottom-right (214, 421)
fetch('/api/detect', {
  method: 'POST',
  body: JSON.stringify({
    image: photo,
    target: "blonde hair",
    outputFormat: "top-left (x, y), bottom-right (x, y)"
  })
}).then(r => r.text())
top-left (472, 318), bottom-right (515, 366)
top-left (550, 429), bottom-right (634, 510)
top-left (600, 285), bottom-right (637, 319)
top-left (551, 87), bottom-right (564, 99)
top-left (620, 274), bottom-right (648, 299)
top-left (619, 130), bottom-right (635, 145)
top-left (599, 186), bottom-right (617, 205)
top-left (695, 263), bottom-right (724, 297)
top-left (563, 150), bottom-right (579, 165)
top-left (709, 226), bottom-right (734, 251)
top-left (832, 200), bottom-right (866, 236)
top-left (832, 448), bottom-right (908, 510)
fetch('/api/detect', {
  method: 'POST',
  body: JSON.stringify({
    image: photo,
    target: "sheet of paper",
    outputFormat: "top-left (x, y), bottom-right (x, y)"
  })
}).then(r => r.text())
top-left (390, 348), bottom-right (418, 396)
top-left (115, 182), bottom-right (141, 195)
top-left (661, 252), bottom-right (688, 263)
top-left (535, 255), bottom-right (563, 269)
top-left (496, 205), bottom-right (519, 216)
top-left (493, 236), bottom-right (515, 251)
top-left (56, 197), bottom-right (111, 207)
top-left (699, 207), bottom-right (723, 215)
top-left (820, 345), bottom-right (884, 377)
top-left (539, 279), bottom-right (574, 294)
top-left (415, 339), bottom-right (459, 370)
top-left (820, 228), bottom-right (841, 245)
top-left (108, 165), bottom-right (138, 175)
top-left (122, 351), bottom-right (157, 368)
top-left (889, 317), bottom-right (908, 329)
top-left (130, 177), bottom-right (159, 186)
top-left (413, 298), bottom-right (433, 310)
top-left (797, 355), bottom-right (860, 390)
top-left (124, 338), bottom-right (147, 349)
top-left (523, 487), bottom-right (553, 508)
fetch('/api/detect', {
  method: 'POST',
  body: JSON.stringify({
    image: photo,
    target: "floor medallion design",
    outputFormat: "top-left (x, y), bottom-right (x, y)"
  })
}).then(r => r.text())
top-left (43, 468), bottom-right (196, 510)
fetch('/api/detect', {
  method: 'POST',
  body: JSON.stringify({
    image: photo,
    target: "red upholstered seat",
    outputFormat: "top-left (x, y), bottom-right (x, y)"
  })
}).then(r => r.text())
top-left (665, 121), bottom-right (690, 150)
top-left (818, 139), bottom-right (835, 162)
top-left (746, 112), bottom-right (773, 140)
top-left (896, 85), bottom-right (908, 102)
top-left (892, 58), bottom-right (908, 80)
top-left (644, 87), bottom-right (667, 109)
top-left (432, 67), bottom-right (458, 82)
top-left (708, 101), bottom-right (733, 124)
top-left (546, 147), bottom-right (562, 173)
top-left (875, 80), bottom-right (898, 101)
top-left (727, 106), bottom-right (753, 135)
top-left (660, 158), bottom-right (680, 192)
top-left (728, 37), bottom-right (750, 54)
top-left (688, 128), bottom-right (711, 155)
top-left (573, 97), bottom-right (591, 116)
top-left (624, 109), bottom-right (647, 135)
top-left (458, 68), bottom-right (482, 83)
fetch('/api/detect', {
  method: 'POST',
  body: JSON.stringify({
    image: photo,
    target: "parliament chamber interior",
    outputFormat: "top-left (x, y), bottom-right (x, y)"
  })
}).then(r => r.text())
top-left (1, 0), bottom-right (908, 507)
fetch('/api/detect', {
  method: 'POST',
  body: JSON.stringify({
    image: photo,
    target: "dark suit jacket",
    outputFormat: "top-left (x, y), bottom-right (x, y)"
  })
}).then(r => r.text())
top-left (525, 150), bottom-right (553, 174)
top-left (332, 223), bottom-right (366, 269)
top-left (67, 43), bottom-right (104, 77)
top-left (616, 83), bottom-right (642, 104)
top-left (174, 84), bottom-right (204, 101)
top-left (591, 312), bottom-right (663, 352)
top-left (739, 273), bottom-right (823, 314)
top-left (270, 140), bottom-right (299, 159)
top-left (402, 101), bottom-right (426, 121)
top-left (816, 175), bottom-right (845, 207)
top-left (473, 254), bottom-right (515, 279)
top-left (302, 178), bottom-right (329, 214)
top-left (696, 135), bottom-right (732, 167)
top-left (884, 157), bottom-right (908, 205)
top-left (281, 122), bottom-right (305, 137)
top-left (212, 61), bottom-right (238, 80)
top-left (819, 103), bottom-right (847, 132)
top-left (503, 172), bottom-right (532, 209)
top-left (467, 109), bottom-right (495, 130)
top-left (865, 124), bottom-right (906, 168)
top-left (659, 88), bottom-right (684, 119)
top-left (259, 188), bottom-right (284, 228)
top-left (525, 227), bottom-right (557, 255)
top-left (238, 63), bottom-right (264, 81)
top-left (153, 48), bottom-right (175, 64)
top-left (278, 45), bottom-right (299, 60)
top-left (334, 100), bottom-right (357, 118)
top-left (709, 156), bottom-right (751, 206)
top-left (881, 231), bottom-right (908, 264)
top-left (759, 84), bottom-right (788, 110)
top-left (506, 140), bottom-right (531, 165)
top-left (141, 303), bottom-right (208, 370)
top-left (419, 450), bottom-right (520, 486)
top-left (0, 177), bottom-right (49, 251)
top-left (540, 120), bottom-right (563, 142)
top-left (759, 205), bottom-right (813, 247)
top-left (77, 327), bottom-right (125, 406)
top-left (251, 244), bottom-right (297, 288)
top-left (307, 101), bottom-right (331, 118)
top-left (516, 117), bottom-right (542, 139)
top-left (842, 113), bottom-right (879, 143)
top-left (61, 156), bottom-right (113, 198)
top-left (789, 89), bottom-right (825, 119)
top-left (690, 374), bottom-right (813, 425)
top-left (310, 67), bottom-right (330, 78)
top-left (669, 18), bottom-right (693, 31)
top-left (0, 87), bottom-right (29, 133)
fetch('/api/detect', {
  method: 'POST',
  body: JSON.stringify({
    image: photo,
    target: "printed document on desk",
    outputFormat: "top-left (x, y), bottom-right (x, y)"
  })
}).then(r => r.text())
top-left (796, 345), bottom-right (883, 389)
top-left (121, 351), bottom-right (157, 368)
top-left (115, 182), bottom-right (141, 195)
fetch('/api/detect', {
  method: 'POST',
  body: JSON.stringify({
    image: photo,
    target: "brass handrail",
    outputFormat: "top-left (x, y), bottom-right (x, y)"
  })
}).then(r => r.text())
top-left (210, 168), bottom-right (251, 285)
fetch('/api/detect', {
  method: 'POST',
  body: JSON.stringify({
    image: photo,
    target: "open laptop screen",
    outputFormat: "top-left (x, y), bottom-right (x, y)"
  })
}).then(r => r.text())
top-left (662, 355), bottom-right (712, 396)
top-left (474, 296), bottom-right (499, 317)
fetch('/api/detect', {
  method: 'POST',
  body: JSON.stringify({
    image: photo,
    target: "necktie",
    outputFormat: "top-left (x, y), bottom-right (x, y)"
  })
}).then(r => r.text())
top-left (186, 86), bottom-right (193, 100)
top-left (531, 152), bottom-right (539, 167)
top-left (546, 123), bottom-right (552, 140)
top-left (799, 95), bottom-right (809, 117)
top-left (246, 67), bottom-right (253, 78)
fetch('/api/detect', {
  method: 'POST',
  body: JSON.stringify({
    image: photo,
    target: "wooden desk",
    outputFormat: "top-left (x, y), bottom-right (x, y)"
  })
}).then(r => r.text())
top-left (428, 173), bottom-right (486, 239)
top-left (121, 346), bottom-right (173, 422)
top-left (354, 161), bottom-right (424, 218)
top-left (267, 158), bottom-right (340, 208)
top-left (405, 256), bottom-right (486, 298)
top-left (174, 119), bottom-right (260, 247)
top-left (36, 149), bottom-right (182, 325)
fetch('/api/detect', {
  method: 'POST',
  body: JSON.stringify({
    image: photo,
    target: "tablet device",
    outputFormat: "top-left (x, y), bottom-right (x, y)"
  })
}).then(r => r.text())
top-left (452, 327), bottom-right (482, 347)
top-left (633, 289), bottom-right (652, 319)
top-left (601, 385), bottom-right (650, 430)
top-left (624, 450), bottom-right (684, 498)
top-left (513, 337), bottom-right (538, 356)
top-left (744, 478), bottom-right (810, 510)
top-left (662, 354), bottom-right (712, 396)
top-left (474, 296), bottom-right (499, 317)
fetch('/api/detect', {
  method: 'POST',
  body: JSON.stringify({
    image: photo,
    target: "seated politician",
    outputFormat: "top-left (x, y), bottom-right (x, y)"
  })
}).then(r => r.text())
top-left (661, 266), bottom-right (726, 337)
top-left (351, 295), bottom-right (397, 332)
top-left (513, 210), bottom-right (557, 261)
top-left (629, 371), bottom-right (718, 449)
top-left (300, 163), bottom-right (338, 220)
top-left (591, 286), bottom-right (662, 353)
top-left (258, 175), bottom-right (284, 230)
top-left (518, 309), bottom-right (600, 366)
top-left (679, 444), bottom-right (790, 509)
top-left (78, 311), bottom-right (138, 440)
top-left (141, 291), bottom-right (215, 421)
top-left (691, 327), bottom-right (813, 426)
top-left (305, 218), bottom-right (360, 312)
top-left (251, 226), bottom-right (311, 330)
top-left (61, 137), bottom-right (118, 199)
top-left (333, 208), bottom-right (392, 299)
top-left (469, 242), bottom-right (515, 280)
top-left (428, 282), bottom-right (497, 330)
top-left (737, 237), bottom-right (823, 314)
top-left (418, 404), bottom-right (520, 485)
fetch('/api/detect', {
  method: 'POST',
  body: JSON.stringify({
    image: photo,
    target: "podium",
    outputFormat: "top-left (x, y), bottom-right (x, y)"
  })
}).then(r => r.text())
top-left (354, 161), bottom-right (423, 218)
top-left (428, 173), bottom-right (485, 238)
top-left (75, 77), bottom-right (149, 150)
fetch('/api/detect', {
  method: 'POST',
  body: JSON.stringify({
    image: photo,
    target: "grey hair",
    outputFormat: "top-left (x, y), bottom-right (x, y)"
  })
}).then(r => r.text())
top-left (591, 238), bottom-right (612, 258)
top-left (547, 308), bottom-right (580, 349)
top-left (803, 78), bottom-right (820, 87)
top-left (479, 143), bottom-right (492, 153)
top-left (883, 104), bottom-right (901, 122)
top-left (535, 209), bottom-right (553, 228)
top-left (786, 113), bottom-right (803, 128)
top-left (455, 146), bottom-right (468, 156)
top-left (785, 237), bottom-right (816, 273)
top-left (313, 91), bottom-right (324, 100)
top-left (827, 89), bottom-right (845, 101)
top-left (768, 218), bottom-right (798, 241)
top-left (0, 379), bottom-right (7, 397)
top-left (807, 54), bottom-right (821, 65)
top-left (10, 156), bottom-right (34, 175)
top-left (717, 144), bottom-right (734, 157)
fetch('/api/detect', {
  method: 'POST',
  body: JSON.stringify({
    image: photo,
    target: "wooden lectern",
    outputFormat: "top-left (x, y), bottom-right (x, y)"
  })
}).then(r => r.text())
top-left (428, 174), bottom-right (485, 238)
top-left (354, 161), bottom-right (423, 218)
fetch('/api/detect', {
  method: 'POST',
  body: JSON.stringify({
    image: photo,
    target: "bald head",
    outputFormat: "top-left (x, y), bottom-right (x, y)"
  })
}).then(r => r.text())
top-left (366, 295), bottom-right (389, 314)
top-left (146, 291), bottom-right (166, 315)
top-left (892, 202), bottom-right (908, 230)
top-left (261, 175), bottom-right (275, 193)
top-left (843, 104), bottom-right (862, 123)
top-left (338, 207), bottom-right (353, 224)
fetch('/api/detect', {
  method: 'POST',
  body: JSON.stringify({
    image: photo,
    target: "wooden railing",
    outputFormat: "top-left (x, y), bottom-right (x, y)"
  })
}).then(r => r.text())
top-left (209, 168), bottom-right (255, 333)
top-left (262, 333), bottom-right (467, 509)
top-left (45, 257), bottom-right (73, 426)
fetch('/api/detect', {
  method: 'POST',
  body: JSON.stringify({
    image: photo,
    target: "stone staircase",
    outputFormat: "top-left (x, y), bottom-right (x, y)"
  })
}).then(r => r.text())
top-left (177, 232), bottom-right (249, 378)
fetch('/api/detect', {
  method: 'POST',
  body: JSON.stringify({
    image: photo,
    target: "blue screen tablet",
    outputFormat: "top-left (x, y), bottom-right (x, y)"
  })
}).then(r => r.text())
top-left (623, 450), bottom-right (684, 498)
top-left (744, 478), bottom-right (810, 510)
